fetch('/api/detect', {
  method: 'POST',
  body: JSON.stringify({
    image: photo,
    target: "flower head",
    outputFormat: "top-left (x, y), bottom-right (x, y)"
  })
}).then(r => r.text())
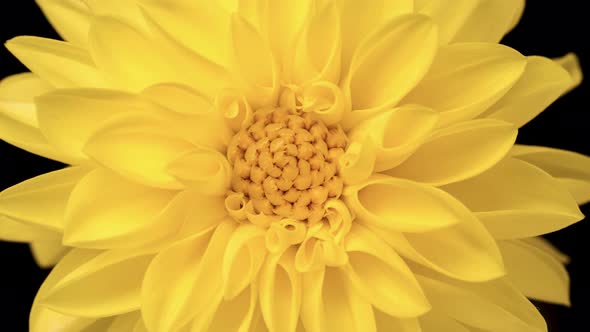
top-left (0, 0), bottom-right (588, 331)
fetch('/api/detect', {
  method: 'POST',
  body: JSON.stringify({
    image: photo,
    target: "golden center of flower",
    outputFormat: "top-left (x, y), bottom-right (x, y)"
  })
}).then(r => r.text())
top-left (227, 107), bottom-right (347, 223)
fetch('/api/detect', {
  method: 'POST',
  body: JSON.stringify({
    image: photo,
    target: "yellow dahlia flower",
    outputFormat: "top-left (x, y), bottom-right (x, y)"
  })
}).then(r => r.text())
top-left (1, 0), bottom-right (588, 331)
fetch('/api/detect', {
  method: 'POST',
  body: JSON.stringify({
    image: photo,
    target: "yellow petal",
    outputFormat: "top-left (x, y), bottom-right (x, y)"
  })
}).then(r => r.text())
top-left (5, 36), bottom-right (105, 88)
top-left (35, 89), bottom-right (151, 162)
top-left (41, 248), bottom-right (153, 317)
top-left (63, 169), bottom-right (195, 248)
top-left (0, 216), bottom-right (59, 243)
top-left (0, 73), bottom-right (51, 127)
top-left (554, 53), bottom-right (583, 93)
top-left (338, 139), bottom-right (377, 185)
top-left (222, 224), bottom-right (266, 299)
top-left (343, 224), bottom-right (430, 317)
top-left (191, 285), bottom-right (258, 332)
top-left (0, 166), bottom-right (89, 231)
top-left (374, 310), bottom-right (421, 332)
top-left (107, 312), bottom-right (143, 332)
top-left (443, 158), bottom-right (583, 239)
top-left (499, 239), bottom-right (570, 306)
top-left (419, 310), bottom-right (470, 332)
top-left (294, 1), bottom-right (341, 85)
top-left (258, 248), bottom-right (302, 332)
top-left (511, 144), bottom-right (590, 205)
top-left (142, 222), bottom-right (234, 332)
top-left (342, 14), bottom-right (438, 128)
top-left (84, 122), bottom-right (195, 189)
top-left (416, 272), bottom-right (547, 332)
top-left (483, 56), bottom-right (573, 127)
top-left (522, 237), bottom-right (570, 264)
top-left (167, 148), bottom-right (232, 196)
top-left (415, 0), bottom-right (479, 45)
top-left (349, 105), bottom-right (439, 172)
top-left (451, 0), bottom-right (526, 43)
top-left (36, 0), bottom-right (91, 46)
top-left (301, 266), bottom-right (376, 332)
top-left (30, 239), bottom-right (69, 268)
top-left (30, 304), bottom-right (105, 332)
top-left (367, 215), bottom-right (504, 282)
top-left (139, 0), bottom-right (233, 66)
top-left (385, 119), bottom-right (517, 186)
top-left (403, 43), bottom-right (526, 126)
top-left (84, 0), bottom-right (147, 30)
top-left (345, 175), bottom-right (474, 232)
top-left (340, 0), bottom-right (413, 73)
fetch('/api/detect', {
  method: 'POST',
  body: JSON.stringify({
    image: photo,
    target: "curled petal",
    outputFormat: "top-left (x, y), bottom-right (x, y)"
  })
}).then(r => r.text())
top-left (343, 224), bottom-right (430, 317)
top-left (339, 139), bottom-right (377, 185)
top-left (142, 221), bottom-right (235, 332)
top-left (258, 248), bottom-right (302, 332)
top-left (499, 239), bottom-right (570, 306)
top-left (301, 266), bottom-right (376, 332)
top-left (403, 43), bottom-right (526, 126)
top-left (349, 105), bottom-right (439, 172)
top-left (554, 53), bottom-right (583, 93)
top-left (443, 158), bottom-right (583, 239)
top-left (222, 224), bottom-right (266, 299)
top-left (40, 248), bottom-right (153, 317)
top-left (385, 119), bottom-right (517, 186)
top-left (167, 148), bottom-right (232, 195)
top-left (36, 0), bottom-right (91, 46)
top-left (265, 219), bottom-right (307, 254)
top-left (344, 175), bottom-right (473, 232)
top-left (0, 166), bottom-right (89, 231)
top-left (5, 36), bottom-right (106, 88)
top-left (217, 91), bottom-right (254, 133)
top-left (483, 56), bottom-right (574, 127)
top-left (301, 81), bottom-right (345, 126)
top-left (342, 14), bottom-right (438, 128)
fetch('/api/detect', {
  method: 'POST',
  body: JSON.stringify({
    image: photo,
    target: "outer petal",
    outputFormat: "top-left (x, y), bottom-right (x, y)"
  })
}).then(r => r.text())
top-left (0, 166), bottom-right (89, 231)
top-left (166, 148), bottom-right (232, 196)
top-left (418, 310), bottom-right (470, 332)
top-left (342, 14), bottom-right (438, 128)
top-left (40, 248), bottom-right (153, 317)
top-left (343, 224), bottom-right (430, 317)
top-left (483, 56), bottom-right (573, 127)
top-left (142, 221), bottom-right (235, 332)
top-left (385, 119), bottom-right (517, 186)
top-left (522, 237), bottom-right (570, 264)
top-left (5, 37), bottom-right (106, 88)
top-left (443, 158), bottom-right (584, 239)
top-left (63, 169), bottom-right (217, 248)
top-left (402, 43), bottom-right (526, 126)
top-left (415, 0), bottom-right (479, 45)
top-left (190, 285), bottom-right (257, 332)
top-left (344, 175), bottom-right (474, 232)
top-left (511, 145), bottom-right (590, 205)
top-left (301, 267), bottom-right (376, 332)
top-left (374, 310), bottom-right (421, 332)
top-left (258, 248), bottom-right (302, 332)
top-left (416, 271), bottom-right (547, 332)
top-left (30, 240), bottom-right (69, 268)
top-left (36, 0), bottom-right (92, 46)
top-left (107, 312), bottom-right (143, 332)
top-left (0, 216), bottom-right (59, 243)
top-left (554, 53), bottom-right (583, 93)
top-left (499, 239), bottom-right (570, 306)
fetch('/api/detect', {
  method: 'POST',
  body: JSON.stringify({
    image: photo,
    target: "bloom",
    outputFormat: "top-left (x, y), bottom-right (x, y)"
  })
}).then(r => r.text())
top-left (1, 0), bottom-right (589, 331)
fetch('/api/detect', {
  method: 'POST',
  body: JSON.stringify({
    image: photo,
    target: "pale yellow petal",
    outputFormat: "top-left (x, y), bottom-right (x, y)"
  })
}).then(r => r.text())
top-left (0, 73), bottom-right (52, 127)
top-left (385, 119), bottom-right (517, 186)
top-left (367, 215), bottom-right (505, 282)
top-left (554, 53), bottom-right (583, 93)
top-left (403, 43), bottom-right (526, 126)
top-left (258, 248), bottom-right (302, 332)
top-left (416, 272), bottom-right (547, 332)
top-left (443, 158), bottom-right (583, 239)
top-left (107, 312), bottom-right (143, 332)
top-left (30, 239), bottom-right (69, 268)
top-left (349, 105), bottom-right (439, 172)
top-left (5, 36), bottom-right (105, 88)
top-left (451, 0), bottom-right (526, 43)
top-left (40, 248), bottom-right (153, 317)
top-left (343, 224), bottom-right (430, 317)
top-left (142, 222), bottom-right (234, 332)
top-left (419, 310), bottom-right (470, 332)
top-left (483, 56), bottom-right (573, 127)
top-left (340, 0), bottom-right (413, 73)
top-left (415, 0), bottom-right (479, 45)
top-left (511, 144), bottom-right (590, 205)
top-left (499, 239), bottom-right (570, 306)
top-left (35, 88), bottom-right (152, 162)
top-left (36, 0), bottom-right (91, 46)
top-left (301, 267), bottom-right (376, 332)
top-left (84, 0), bottom-right (147, 30)
top-left (342, 14), bottom-right (438, 128)
top-left (167, 148), bottom-right (232, 196)
top-left (0, 166), bottom-right (89, 231)
top-left (374, 309), bottom-right (421, 332)
top-left (0, 216), bottom-right (59, 243)
top-left (522, 237), bottom-right (570, 264)
top-left (344, 175), bottom-right (474, 232)
top-left (191, 285), bottom-right (257, 332)
top-left (63, 168), bottom-right (198, 248)
top-left (338, 139), bottom-right (377, 185)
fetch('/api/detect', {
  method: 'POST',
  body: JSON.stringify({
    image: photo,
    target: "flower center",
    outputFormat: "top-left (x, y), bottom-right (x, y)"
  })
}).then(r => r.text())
top-left (227, 107), bottom-right (348, 223)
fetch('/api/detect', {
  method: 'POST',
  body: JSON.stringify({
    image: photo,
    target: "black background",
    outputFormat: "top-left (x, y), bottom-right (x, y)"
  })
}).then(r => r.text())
top-left (0, 2), bottom-right (588, 331)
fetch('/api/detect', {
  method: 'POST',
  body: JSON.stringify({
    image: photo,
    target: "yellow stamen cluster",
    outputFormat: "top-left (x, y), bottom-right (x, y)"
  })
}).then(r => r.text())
top-left (227, 107), bottom-right (347, 223)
